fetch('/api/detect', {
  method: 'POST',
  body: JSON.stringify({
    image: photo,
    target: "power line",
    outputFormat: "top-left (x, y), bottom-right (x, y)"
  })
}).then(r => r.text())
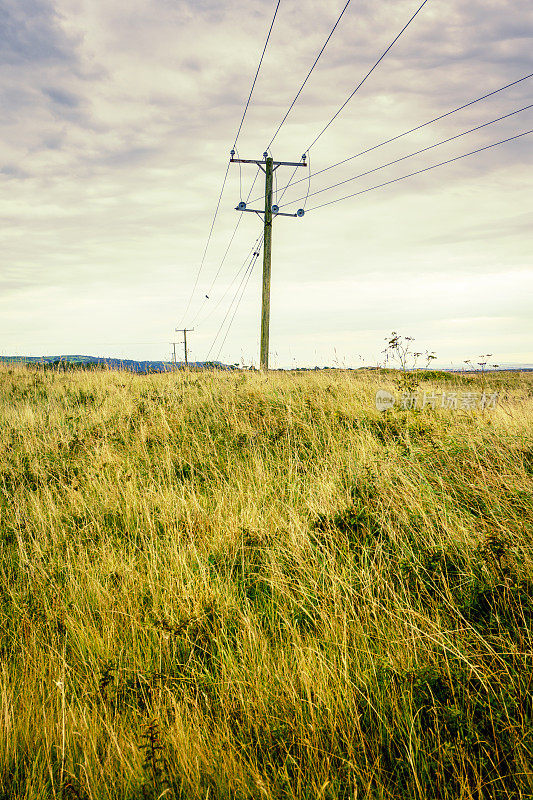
top-left (280, 103), bottom-right (532, 207)
top-left (189, 212), bottom-right (245, 327)
top-left (236, 146), bottom-right (243, 199)
top-left (215, 251), bottom-right (259, 362)
top-left (179, 159), bottom-right (231, 327)
top-left (307, 129), bottom-right (533, 211)
top-left (205, 243), bottom-right (263, 360)
top-left (233, 0), bottom-right (281, 150)
top-left (190, 168), bottom-right (262, 325)
top-left (198, 233), bottom-right (263, 326)
top-left (180, 0), bottom-right (280, 328)
top-left (205, 166), bottom-right (261, 293)
top-left (278, 165), bottom-right (299, 203)
top-left (303, 153), bottom-right (312, 209)
top-left (249, 73), bottom-right (533, 204)
top-left (274, 0), bottom-right (431, 208)
top-left (306, 0), bottom-right (431, 153)
top-left (266, 0), bottom-right (352, 150)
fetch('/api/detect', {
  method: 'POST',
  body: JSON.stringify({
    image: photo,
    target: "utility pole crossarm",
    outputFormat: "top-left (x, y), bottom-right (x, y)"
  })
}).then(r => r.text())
top-left (236, 207), bottom-right (301, 218)
top-left (230, 157), bottom-right (306, 168)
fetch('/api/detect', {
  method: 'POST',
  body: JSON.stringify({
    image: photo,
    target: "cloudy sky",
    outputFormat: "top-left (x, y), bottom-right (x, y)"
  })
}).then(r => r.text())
top-left (1, 0), bottom-right (532, 367)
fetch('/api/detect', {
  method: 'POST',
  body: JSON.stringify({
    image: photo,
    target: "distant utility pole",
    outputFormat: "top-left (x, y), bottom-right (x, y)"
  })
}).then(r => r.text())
top-left (230, 151), bottom-right (307, 371)
top-left (170, 341), bottom-right (178, 369)
top-left (174, 328), bottom-right (194, 367)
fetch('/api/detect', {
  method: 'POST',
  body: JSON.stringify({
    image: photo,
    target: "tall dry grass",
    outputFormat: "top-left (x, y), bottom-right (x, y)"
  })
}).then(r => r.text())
top-left (0, 365), bottom-right (532, 799)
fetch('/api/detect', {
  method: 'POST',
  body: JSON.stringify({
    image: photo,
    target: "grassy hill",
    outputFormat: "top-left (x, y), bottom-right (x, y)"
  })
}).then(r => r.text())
top-left (1, 365), bottom-right (532, 799)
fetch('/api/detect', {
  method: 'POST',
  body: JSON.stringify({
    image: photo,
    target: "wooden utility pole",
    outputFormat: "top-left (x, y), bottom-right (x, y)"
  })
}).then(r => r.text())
top-left (230, 151), bottom-right (306, 371)
top-left (260, 156), bottom-right (273, 371)
top-left (174, 328), bottom-right (194, 367)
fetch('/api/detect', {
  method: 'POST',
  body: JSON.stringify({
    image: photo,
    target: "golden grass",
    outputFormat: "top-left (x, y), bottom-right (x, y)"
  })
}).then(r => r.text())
top-left (0, 365), bottom-right (532, 799)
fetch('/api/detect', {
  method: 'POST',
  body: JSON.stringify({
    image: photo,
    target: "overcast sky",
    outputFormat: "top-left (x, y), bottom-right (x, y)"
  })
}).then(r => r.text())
top-left (1, 0), bottom-right (532, 367)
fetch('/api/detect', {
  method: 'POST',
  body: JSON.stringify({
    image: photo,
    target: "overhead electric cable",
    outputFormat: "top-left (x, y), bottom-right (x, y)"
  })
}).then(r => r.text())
top-left (306, 129), bottom-right (533, 211)
top-left (233, 0), bottom-right (281, 149)
top-left (280, 103), bottom-right (532, 207)
top-left (272, 0), bottom-right (431, 206)
top-left (179, 160), bottom-right (231, 326)
top-left (189, 214), bottom-right (244, 327)
top-left (199, 232), bottom-right (263, 326)
top-left (180, 0), bottom-right (280, 327)
top-left (305, 0), bottom-right (431, 153)
top-left (206, 244), bottom-right (263, 360)
top-left (249, 73), bottom-right (533, 204)
top-left (303, 153), bottom-right (312, 209)
top-left (190, 168), bottom-right (262, 325)
top-left (215, 253), bottom-right (259, 362)
top-left (266, 0), bottom-right (352, 149)
top-left (278, 165), bottom-right (299, 203)
top-left (236, 147), bottom-right (243, 199)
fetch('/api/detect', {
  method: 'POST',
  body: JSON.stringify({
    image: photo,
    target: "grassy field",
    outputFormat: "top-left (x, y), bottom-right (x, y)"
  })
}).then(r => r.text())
top-left (1, 365), bottom-right (532, 799)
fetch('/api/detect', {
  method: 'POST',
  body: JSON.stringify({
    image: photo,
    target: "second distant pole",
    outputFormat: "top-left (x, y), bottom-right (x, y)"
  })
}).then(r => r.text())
top-left (175, 328), bottom-right (193, 367)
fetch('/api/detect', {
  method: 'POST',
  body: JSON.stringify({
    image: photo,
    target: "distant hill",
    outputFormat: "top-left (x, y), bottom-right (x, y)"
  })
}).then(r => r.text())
top-left (0, 355), bottom-right (238, 373)
top-left (1, 356), bottom-right (531, 373)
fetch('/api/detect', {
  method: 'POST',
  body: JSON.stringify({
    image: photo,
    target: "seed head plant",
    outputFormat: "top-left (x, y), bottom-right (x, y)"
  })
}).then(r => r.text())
top-left (382, 331), bottom-right (437, 392)
top-left (464, 354), bottom-right (500, 390)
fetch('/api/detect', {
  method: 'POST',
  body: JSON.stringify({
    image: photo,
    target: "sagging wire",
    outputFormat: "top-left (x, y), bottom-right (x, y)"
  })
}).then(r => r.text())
top-left (305, 0), bottom-right (431, 153)
top-left (306, 129), bottom-right (533, 212)
top-left (179, 158), bottom-right (231, 327)
top-left (182, 0), bottom-right (280, 328)
top-left (303, 153), bottom-right (312, 210)
top-left (198, 233), bottom-right (263, 327)
top-left (191, 166), bottom-right (262, 325)
top-left (206, 240), bottom-right (263, 361)
top-left (214, 247), bottom-right (262, 362)
top-left (247, 73), bottom-right (533, 206)
top-left (235, 146), bottom-right (243, 202)
top-left (279, 103), bottom-right (533, 209)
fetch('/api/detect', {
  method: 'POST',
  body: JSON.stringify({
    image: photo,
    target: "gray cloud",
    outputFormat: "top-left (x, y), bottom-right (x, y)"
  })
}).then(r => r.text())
top-left (0, 0), bottom-right (74, 65)
top-left (0, 164), bottom-right (29, 178)
top-left (43, 86), bottom-right (80, 108)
